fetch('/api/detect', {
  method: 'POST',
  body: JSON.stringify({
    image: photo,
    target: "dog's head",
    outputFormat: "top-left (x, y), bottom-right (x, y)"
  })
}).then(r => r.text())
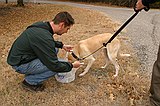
top-left (65, 46), bottom-right (79, 62)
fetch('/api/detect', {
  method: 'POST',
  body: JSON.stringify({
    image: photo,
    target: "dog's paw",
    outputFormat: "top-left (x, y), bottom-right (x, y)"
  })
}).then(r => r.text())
top-left (101, 66), bottom-right (105, 69)
top-left (79, 73), bottom-right (85, 77)
top-left (113, 74), bottom-right (118, 77)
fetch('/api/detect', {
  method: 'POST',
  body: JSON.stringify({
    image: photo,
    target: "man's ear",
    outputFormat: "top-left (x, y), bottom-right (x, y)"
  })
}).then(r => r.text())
top-left (59, 22), bottom-right (65, 29)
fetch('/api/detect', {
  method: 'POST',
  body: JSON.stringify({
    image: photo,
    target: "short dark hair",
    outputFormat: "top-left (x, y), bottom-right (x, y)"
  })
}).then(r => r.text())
top-left (53, 11), bottom-right (75, 27)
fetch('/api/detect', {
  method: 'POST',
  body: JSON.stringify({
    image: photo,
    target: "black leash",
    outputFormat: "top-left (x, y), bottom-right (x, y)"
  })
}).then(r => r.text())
top-left (103, 11), bottom-right (139, 46)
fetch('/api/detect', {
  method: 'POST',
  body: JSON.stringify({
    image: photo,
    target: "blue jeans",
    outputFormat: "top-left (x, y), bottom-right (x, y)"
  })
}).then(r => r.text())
top-left (12, 48), bottom-right (61, 85)
top-left (12, 59), bottom-right (57, 85)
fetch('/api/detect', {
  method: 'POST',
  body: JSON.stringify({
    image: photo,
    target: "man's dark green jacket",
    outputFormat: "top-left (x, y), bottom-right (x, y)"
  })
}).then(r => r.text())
top-left (7, 21), bottom-right (73, 73)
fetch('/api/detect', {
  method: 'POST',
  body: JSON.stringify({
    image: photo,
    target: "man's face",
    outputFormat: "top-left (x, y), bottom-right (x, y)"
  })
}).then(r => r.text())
top-left (57, 22), bottom-right (71, 35)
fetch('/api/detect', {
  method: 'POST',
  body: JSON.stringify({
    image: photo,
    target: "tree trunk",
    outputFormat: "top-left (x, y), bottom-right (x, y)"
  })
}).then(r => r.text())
top-left (17, 0), bottom-right (24, 7)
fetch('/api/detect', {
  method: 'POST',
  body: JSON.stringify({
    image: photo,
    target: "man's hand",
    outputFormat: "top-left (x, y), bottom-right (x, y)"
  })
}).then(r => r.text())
top-left (135, 0), bottom-right (146, 10)
top-left (63, 44), bottom-right (74, 52)
top-left (134, 0), bottom-right (150, 12)
top-left (72, 61), bottom-right (81, 68)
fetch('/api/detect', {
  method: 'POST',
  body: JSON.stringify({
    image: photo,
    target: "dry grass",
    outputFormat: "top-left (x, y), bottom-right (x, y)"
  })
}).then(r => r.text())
top-left (0, 2), bottom-right (150, 106)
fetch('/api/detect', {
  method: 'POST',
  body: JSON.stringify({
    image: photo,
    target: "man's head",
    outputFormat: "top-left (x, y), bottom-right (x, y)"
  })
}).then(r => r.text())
top-left (51, 11), bottom-right (75, 35)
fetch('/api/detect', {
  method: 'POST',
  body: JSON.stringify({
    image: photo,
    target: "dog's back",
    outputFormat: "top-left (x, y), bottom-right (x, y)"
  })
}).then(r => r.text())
top-left (77, 33), bottom-right (120, 57)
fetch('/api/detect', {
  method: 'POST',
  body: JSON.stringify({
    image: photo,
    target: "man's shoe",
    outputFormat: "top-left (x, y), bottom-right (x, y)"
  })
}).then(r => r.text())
top-left (22, 80), bottom-right (45, 92)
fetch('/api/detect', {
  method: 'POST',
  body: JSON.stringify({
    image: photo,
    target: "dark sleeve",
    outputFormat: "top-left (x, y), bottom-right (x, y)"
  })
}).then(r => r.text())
top-left (55, 41), bottom-right (64, 49)
top-left (28, 30), bottom-right (73, 73)
top-left (142, 0), bottom-right (157, 6)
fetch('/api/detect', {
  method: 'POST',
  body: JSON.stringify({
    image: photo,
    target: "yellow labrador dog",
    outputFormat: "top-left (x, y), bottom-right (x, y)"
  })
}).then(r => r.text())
top-left (66, 33), bottom-right (129, 77)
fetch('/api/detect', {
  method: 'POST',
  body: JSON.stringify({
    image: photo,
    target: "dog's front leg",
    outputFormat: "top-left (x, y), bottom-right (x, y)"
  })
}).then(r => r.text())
top-left (79, 56), bottom-right (95, 77)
